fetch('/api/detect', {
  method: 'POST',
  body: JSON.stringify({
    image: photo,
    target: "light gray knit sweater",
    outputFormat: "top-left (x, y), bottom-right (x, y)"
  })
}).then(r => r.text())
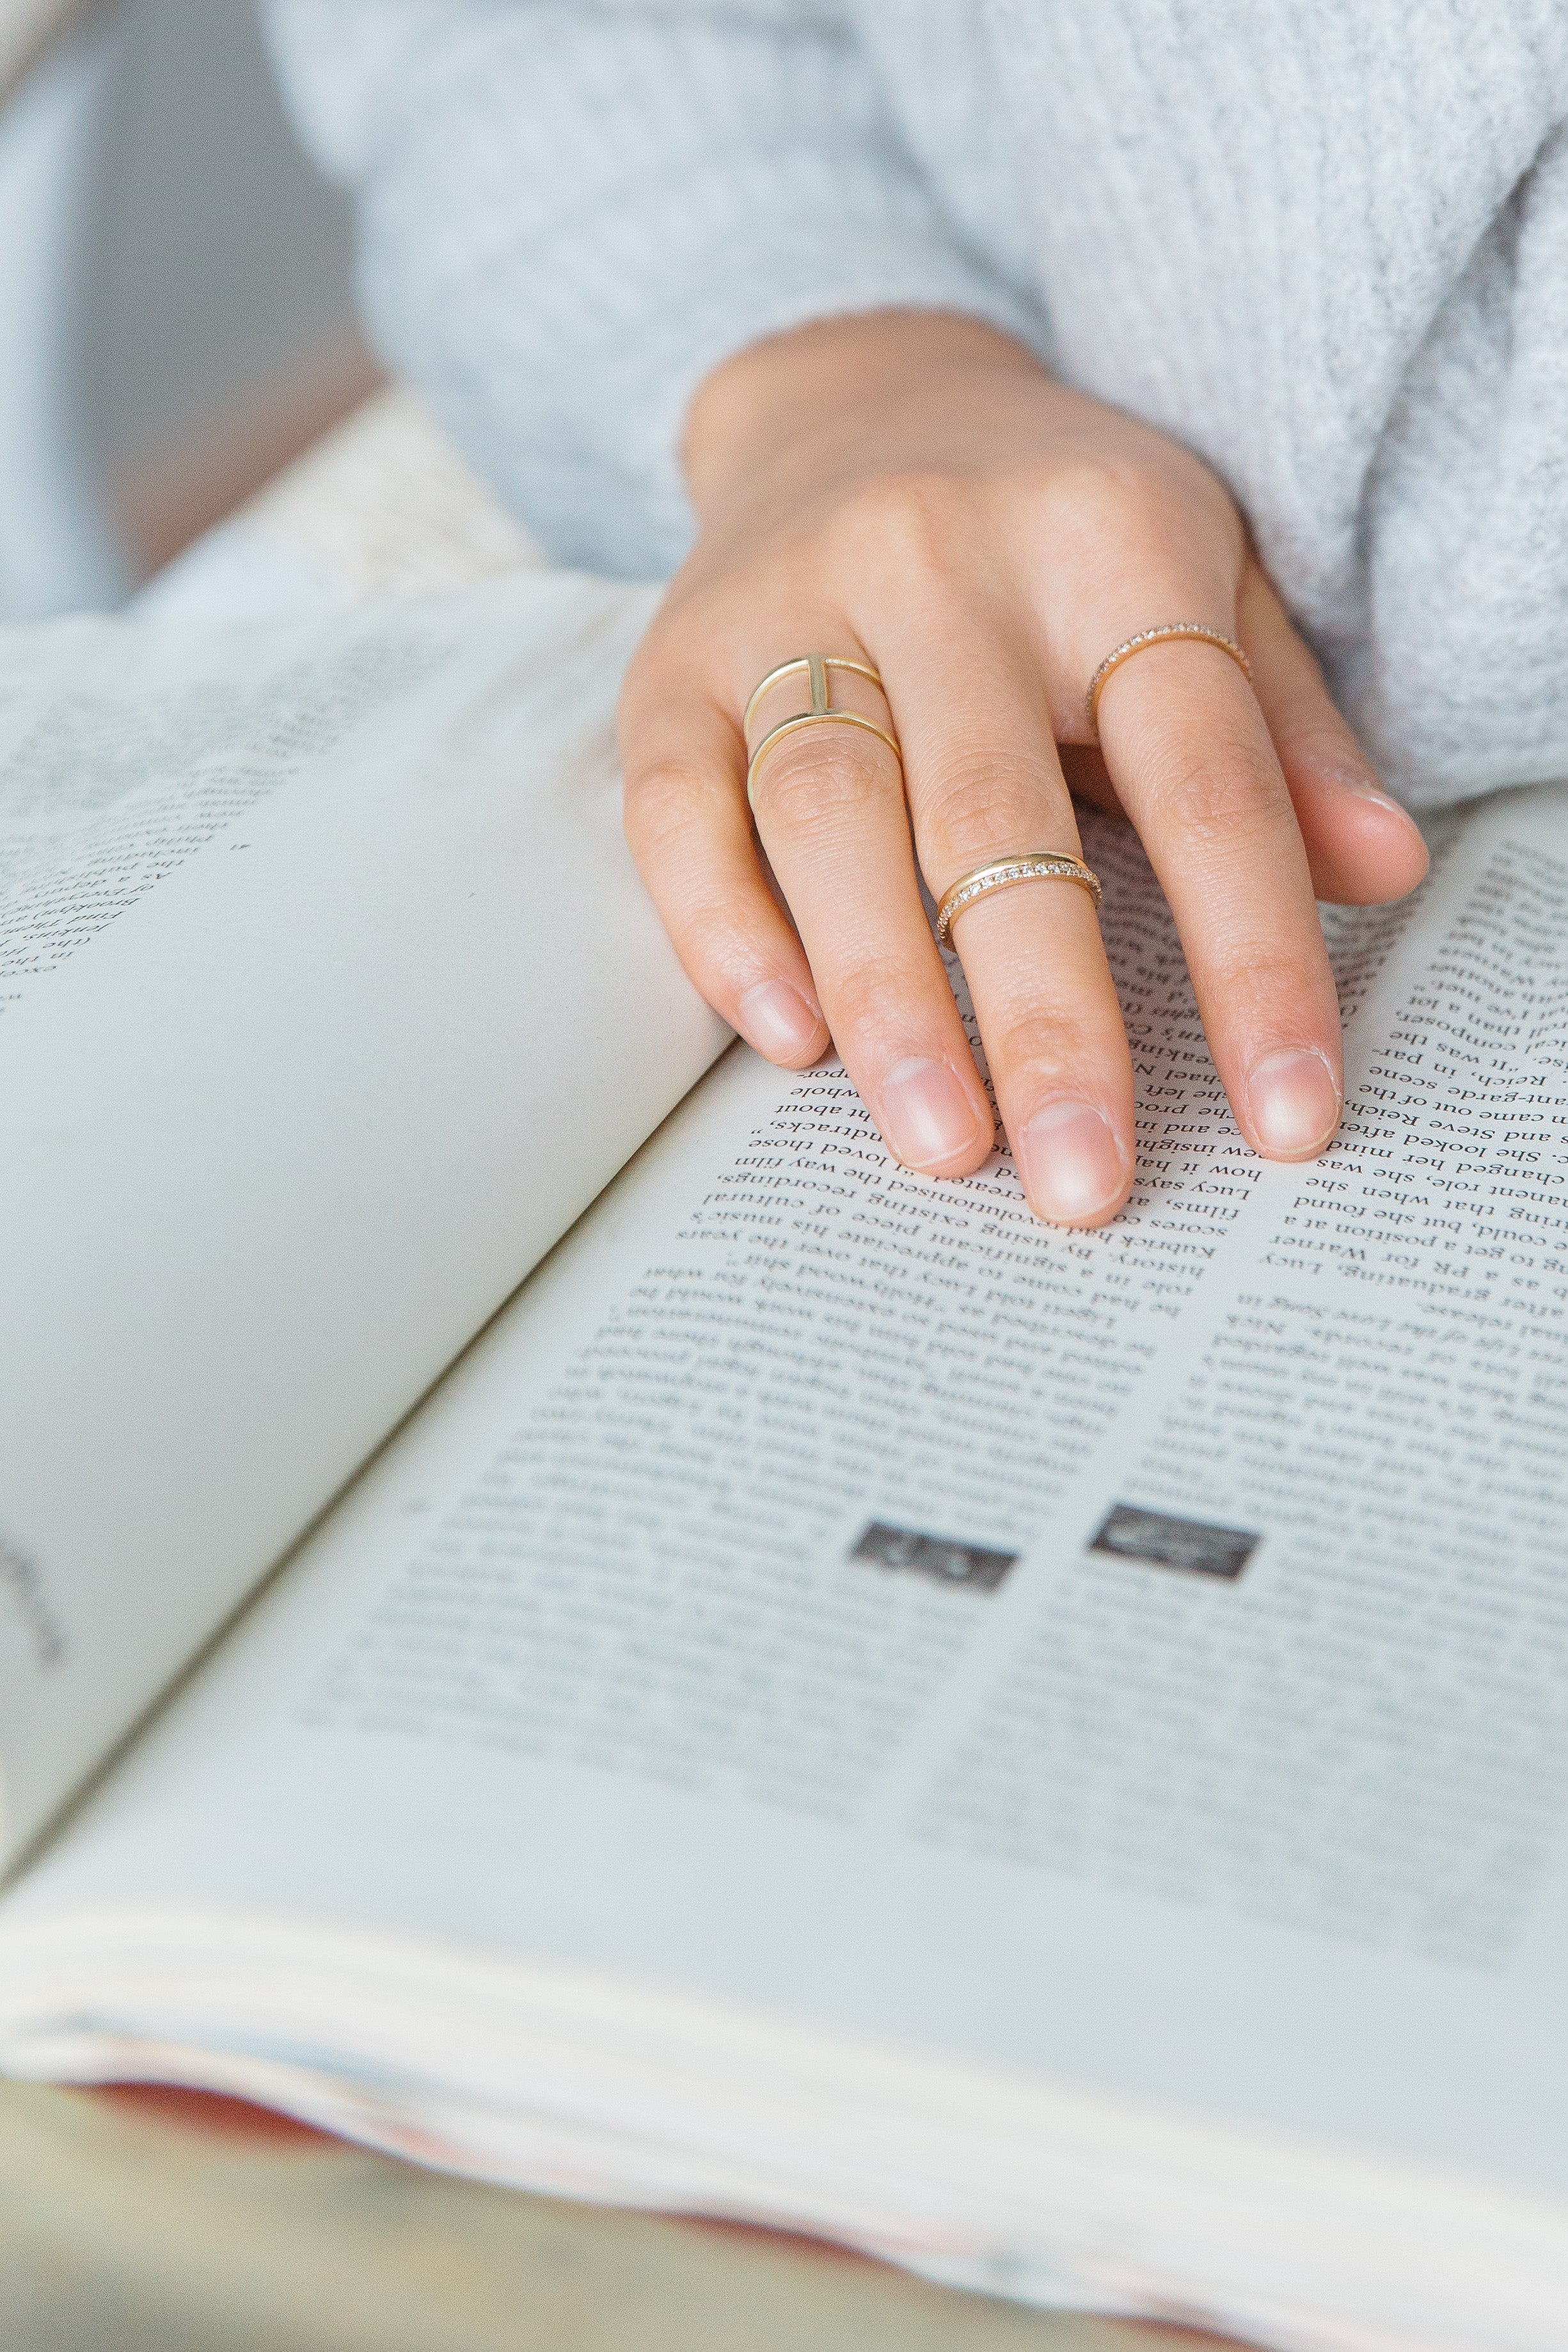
top-left (260, 3), bottom-right (1568, 806)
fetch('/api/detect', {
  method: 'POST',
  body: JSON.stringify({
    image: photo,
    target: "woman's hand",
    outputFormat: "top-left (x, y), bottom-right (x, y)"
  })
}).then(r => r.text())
top-left (619, 312), bottom-right (1428, 1226)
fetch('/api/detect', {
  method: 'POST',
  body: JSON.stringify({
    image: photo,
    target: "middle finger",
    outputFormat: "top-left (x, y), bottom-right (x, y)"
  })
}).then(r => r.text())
top-left (883, 616), bottom-right (1137, 1226)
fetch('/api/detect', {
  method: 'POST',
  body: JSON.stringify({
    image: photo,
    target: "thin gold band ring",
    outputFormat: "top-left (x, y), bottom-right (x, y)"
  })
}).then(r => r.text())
top-left (745, 655), bottom-right (903, 810)
top-left (935, 852), bottom-right (1102, 948)
top-left (1086, 625), bottom-right (1252, 741)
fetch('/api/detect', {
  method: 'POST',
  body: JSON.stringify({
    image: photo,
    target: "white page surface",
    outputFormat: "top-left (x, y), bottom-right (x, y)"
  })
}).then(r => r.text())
top-left (0, 575), bottom-right (728, 1852)
top-left (6, 795), bottom-right (1567, 2214)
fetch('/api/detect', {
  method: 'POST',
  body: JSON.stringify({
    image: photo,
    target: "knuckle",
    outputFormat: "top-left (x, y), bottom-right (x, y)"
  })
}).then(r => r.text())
top-left (1043, 456), bottom-right (1156, 541)
top-left (830, 953), bottom-right (923, 1044)
top-left (829, 469), bottom-right (965, 583)
top-left (917, 759), bottom-right (1055, 859)
top-left (1144, 736), bottom-right (1287, 843)
top-left (1041, 450), bottom-right (1242, 576)
top-left (990, 1005), bottom-right (1081, 1077)
top-left (752, 727), bottom-right (899, 832)
top-left (1206, 940), bottom-right (1326, 1019)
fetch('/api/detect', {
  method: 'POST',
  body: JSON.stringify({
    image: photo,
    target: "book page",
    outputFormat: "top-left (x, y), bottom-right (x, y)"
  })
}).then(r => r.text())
top-left (0, 573), bottom-right (728, 1857)
top-left (8, 786), bottom-right (1568, 2086)
top-left (6, 790), bottom-right (1568, 2342)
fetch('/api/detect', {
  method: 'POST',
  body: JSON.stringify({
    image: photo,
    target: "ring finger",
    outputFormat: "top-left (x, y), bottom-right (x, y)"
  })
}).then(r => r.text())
top-left (1088, 628), bottom-right (1343, 1159)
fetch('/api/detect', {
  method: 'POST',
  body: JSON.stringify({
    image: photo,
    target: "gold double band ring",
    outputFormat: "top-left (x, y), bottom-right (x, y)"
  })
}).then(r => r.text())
top-left (745, 658), bottom-right (1100, 947)
top-left (936, 853), bottom-right (1102, 948)
top-left (745, 655), bottom-right (902, 809)
top-left (1085, 624), bottom-right (1252, 741)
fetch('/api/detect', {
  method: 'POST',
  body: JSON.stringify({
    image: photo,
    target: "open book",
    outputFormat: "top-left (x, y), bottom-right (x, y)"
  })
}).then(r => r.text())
top-left (1, 572), bottom-right (1565, 2352)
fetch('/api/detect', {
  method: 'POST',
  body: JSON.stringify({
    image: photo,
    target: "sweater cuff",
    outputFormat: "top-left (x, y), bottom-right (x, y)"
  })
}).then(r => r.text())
top-left (267, 3), bottom-right (1052, 576)
top-left (368, 177), bottom-right (1048, 573)
top-left (354, 145), bottom-right (1048, 578)
top-left (551, 234), bottom-right (1047, 575)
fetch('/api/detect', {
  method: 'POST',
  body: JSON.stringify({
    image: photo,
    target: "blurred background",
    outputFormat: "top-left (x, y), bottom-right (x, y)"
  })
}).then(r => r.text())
top-left (0, 0), bottom-right (376, 621)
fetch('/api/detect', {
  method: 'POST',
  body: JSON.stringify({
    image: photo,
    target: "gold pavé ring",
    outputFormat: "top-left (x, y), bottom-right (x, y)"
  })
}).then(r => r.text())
top-left (745, 655), bottom-right (903, 811)
top-left (1085, 624), bottom-right (1252, 742)
top-left (935, 852), bottom-right (1102, 949)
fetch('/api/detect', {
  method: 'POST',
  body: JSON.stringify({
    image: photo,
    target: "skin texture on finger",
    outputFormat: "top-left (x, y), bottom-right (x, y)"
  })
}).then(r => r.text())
top-left (747, 719), bottom-right (995, 1179)
top-left (875, 612), bottom-right (1136, 1225)
top-left (1096, 646), bottom-right (1345, 1161)
top-left (947, 882), bottom-right (1134, 1223)
top-left (1237, 564), bottom-right (1429, 906)
top-left (619, 655), bottom-right (830, 1068)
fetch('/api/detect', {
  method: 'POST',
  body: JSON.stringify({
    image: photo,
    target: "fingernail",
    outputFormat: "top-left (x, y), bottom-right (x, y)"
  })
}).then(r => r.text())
top-left (1015, 1099), bottom-right (1127, 1224)
top-left (880, 1055), bottom-right (985, 1170)
top-left (1247, 1047), bottom-right (1342, 1156)
top-left (738, 978), bottom-right (822, 1061)
top-left (1331, 767), bottom-right (1415, 819)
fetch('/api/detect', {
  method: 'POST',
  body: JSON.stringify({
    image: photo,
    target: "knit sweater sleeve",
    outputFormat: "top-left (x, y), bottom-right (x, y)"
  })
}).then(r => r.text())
top-left (260, 1), bottom-right (1048, 576)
